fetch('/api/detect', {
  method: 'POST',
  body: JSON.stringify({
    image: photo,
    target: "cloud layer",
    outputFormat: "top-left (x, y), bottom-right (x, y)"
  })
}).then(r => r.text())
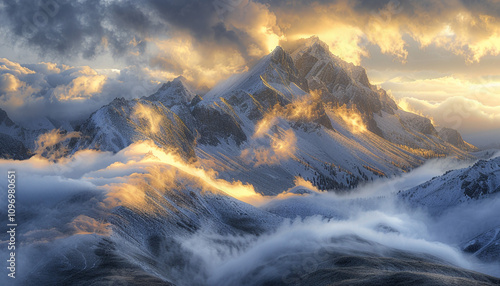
top-left (0, 58), bottom-right (166, 126)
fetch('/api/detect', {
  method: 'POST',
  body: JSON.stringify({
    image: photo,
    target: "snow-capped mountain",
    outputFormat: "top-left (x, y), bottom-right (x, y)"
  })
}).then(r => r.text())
top-left (60, 37), bottom-right (475, 195)
top-left (399, 156), bottom-right (500, 214)
top-left (144, 76), bottom-right (196, 108)
top-left (398, 156), bottom-right (500, 264)
top-left (0, 108), bottom-right (48, 159)
top-left (1, 37), bottom-right (498, 284)
top-left (193, 38), bottom-right (474, 193)
top-left (72, 97), bottom-right (197, 159)
top-left (0, 37), bottom-right (476, 195)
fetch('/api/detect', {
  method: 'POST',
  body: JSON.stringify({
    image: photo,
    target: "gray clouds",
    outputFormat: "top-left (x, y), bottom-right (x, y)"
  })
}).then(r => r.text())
top-left (0, 0), bottom-right (273, 63)
top-left (0, 57), bottom-right (163, 125)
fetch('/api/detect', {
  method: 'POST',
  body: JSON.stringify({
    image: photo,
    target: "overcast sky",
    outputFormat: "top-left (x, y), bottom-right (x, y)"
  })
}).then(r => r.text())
top-left (0, 0), bottom-right (499, 146)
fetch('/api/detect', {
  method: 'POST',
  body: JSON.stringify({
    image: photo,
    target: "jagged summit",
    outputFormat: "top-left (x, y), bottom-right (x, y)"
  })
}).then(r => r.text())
top-left (203, 44), bottom-right (307, 105)
top-left (287, 36), bottom-right (371, 87)
top-left (144, 76), bottom-right (196, 108)
top-left (0, 108), bottom-right (15, 127)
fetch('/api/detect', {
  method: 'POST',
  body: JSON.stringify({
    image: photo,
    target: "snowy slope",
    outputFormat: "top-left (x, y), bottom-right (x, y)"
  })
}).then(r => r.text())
top-left (463, 226), bottom-right (500, 263)
top-left (398, 157), bottom-right (500, 215)
top-left (144, 76), bottom-right (196, 108)
top-left (398, 156), bottom-right (500, 264)
top-left (73, 97), bottom-right (196, 159)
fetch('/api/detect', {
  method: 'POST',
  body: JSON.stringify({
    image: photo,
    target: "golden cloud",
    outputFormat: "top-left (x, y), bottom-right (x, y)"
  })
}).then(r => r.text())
top-left (35, 129), bottom-right (81, 160)
top-left (53, 72), bottom-right (107, 101)
top-left (0, 73), bottom-right (23, 93)
top-left (271, 0), bottom-right (500, 66)
top-left (0, 58), bottom-right (35, 75)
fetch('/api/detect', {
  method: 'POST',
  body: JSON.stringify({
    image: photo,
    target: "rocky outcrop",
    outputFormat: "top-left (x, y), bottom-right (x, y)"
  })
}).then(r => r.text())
top-left (0, 133), bottom-right (30, 159)
top-left (439, 127), bottom-right (476, 150)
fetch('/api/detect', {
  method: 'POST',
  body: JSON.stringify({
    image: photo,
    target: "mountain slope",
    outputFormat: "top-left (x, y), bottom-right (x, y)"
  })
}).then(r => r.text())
top-left (73, 97), bottom-right (196, 159)
top-left (463, 226), bottom-right (500, 263)
top-left (398, 156), bottom-right (500, 264)
top-left (144, 76), bottom-right (196, 108)
top-left (399, 157), bottom-right (500, 214)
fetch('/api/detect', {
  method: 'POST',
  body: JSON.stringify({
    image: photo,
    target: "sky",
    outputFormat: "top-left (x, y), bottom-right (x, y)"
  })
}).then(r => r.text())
top-left (0, 0), bottom-right (499, 147)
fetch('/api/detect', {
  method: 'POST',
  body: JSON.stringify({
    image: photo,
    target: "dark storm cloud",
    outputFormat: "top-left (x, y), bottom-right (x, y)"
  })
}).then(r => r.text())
top-left (0, 0), bottom-right (258, 61)
top-left (0, 0), bottom-right (160, 59)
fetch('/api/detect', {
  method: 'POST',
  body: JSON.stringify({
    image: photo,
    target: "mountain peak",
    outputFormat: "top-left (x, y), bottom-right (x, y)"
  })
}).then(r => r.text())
top-left (0, 108), bottom-right (15, 127)
top-left (300, 36), bottom-right (331, 52)
top-left (144, 76), bottom-right (196, 107)
top-left (270, 45), bottom-right (285, 57)
top-left (172, 75), bottom-right (188, 85)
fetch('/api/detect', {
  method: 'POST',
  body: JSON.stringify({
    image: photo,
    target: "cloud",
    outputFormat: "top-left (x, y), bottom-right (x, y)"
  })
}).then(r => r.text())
top-left (35, 129), bottom-right (80, 160)
top-left (0, 0), bottom-right (283, 89)
top-left (52, 72), bottom-right (107, 101)
top-left (149, 0), bottom-right (283, 88)
top-left (2, 0), bottom-right (500, 91)
top-left (266, 0), bottom-right (500, 65)
top-left (241, 128), bottom-right (298, 167)
top-left (0, 73), bottom-right (24, 93)
top-left (240, 92), bottom-right (333, 167)
top-left (0, 58), bottom-right (168, 126)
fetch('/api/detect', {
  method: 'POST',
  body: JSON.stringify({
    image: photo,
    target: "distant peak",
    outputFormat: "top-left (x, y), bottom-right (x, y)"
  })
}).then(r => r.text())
top-left (271, 46), bottom-right (285, 55)
top-left (293, 36), bottom-right (331, 54)
top-left (0, 108), bottom-right (15, 127)
top-left (146, 76), bottom-right (196, 107)
top-left (172, 75), bottom-right (188, 85)
top-left (270, 46), bottom-right (287, 60)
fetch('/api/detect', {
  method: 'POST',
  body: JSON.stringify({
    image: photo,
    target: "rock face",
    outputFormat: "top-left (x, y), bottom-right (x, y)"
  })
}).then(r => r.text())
top-left (400, 113), bottom-right (438, 136)
top-left (0, 108), bottom-right (15, 127)
top-left (191, 104), bottom-right (247, 146)
top-left (0, 133), bottom-right (30, 159)
top-left (288, 36), bottom-right (398, 136)
top-left (439, 127), bottom-right (476, 150)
